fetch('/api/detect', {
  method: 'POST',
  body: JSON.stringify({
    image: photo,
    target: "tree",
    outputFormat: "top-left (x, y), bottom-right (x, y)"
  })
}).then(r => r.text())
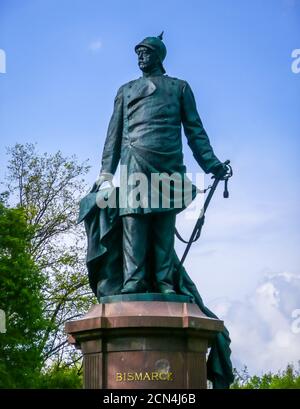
top-left (2, 143), bottom-right (94, 375)
top-left (0, 203), bottom-right (48, 387)
top-left (231, 363), bottom-right (300, 389)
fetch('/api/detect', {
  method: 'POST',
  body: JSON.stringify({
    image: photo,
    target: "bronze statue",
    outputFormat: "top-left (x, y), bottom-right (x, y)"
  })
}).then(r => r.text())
top-left (95, 32), bottom-right (229, 295)
top-left (78, 33), bottom-right (233, 388)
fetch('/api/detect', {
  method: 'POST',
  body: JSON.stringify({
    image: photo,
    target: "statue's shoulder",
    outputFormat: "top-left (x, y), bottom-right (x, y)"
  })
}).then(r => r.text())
top-left (120, 78), bottom-right (140, 90)
top-left (114, 79), bottom-right (139, 100)
top-left (163, 75), bottom-right (188, 89)
top-left (164, 74), bottom-right (183, 82)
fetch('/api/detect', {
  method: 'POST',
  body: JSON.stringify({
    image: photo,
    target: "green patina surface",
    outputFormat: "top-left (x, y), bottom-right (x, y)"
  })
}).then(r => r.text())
top-left (81, 34), bottom-right (234, 388)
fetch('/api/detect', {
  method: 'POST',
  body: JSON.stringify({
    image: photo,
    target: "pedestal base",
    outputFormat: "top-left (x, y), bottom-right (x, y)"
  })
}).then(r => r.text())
top-left (65, 299), bottom-right (224, 389)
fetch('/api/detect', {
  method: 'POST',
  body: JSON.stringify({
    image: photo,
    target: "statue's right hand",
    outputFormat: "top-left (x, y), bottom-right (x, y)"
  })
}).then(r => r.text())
top-left (95, 173), bottom-right (114, 190)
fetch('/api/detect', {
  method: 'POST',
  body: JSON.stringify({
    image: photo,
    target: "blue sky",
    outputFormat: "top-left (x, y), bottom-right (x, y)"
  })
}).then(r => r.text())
top-left (1, 0), bottom-right (299, 374)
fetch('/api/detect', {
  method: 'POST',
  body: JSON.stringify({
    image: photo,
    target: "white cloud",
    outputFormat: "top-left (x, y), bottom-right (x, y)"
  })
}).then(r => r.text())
top-left (88, 40), bottom-right (102, 52)
top-left (209, 272), bottom-right (300, 375)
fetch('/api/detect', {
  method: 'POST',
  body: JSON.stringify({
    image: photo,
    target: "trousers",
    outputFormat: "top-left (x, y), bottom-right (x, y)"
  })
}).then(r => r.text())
top-left (121, 211), bottom-right (176, 292)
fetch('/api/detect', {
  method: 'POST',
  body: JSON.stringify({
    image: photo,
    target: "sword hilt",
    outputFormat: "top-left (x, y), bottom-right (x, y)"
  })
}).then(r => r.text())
top-left (224, 179), bottom-right (229, 198)
top-left (222, 160), bottom-right (232, 198)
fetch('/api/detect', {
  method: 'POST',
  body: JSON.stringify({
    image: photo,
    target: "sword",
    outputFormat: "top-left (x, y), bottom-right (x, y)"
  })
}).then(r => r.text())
top-left (175, 160), bottom-right (232, 267)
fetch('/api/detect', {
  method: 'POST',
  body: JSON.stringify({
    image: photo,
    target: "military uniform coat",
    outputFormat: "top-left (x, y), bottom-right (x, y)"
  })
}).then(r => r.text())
top-left (100, 73), bottom-right (222, 216)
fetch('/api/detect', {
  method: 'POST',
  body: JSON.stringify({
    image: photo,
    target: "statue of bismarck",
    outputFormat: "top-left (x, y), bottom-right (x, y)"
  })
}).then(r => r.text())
top-left (95, 32), bottom-right (229, 295)
top-left (77, 33), bottom-right (234, 389)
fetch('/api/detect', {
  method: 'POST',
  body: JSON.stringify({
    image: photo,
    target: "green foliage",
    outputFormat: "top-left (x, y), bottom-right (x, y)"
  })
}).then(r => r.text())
top-left (1, 143), bottom-right (94, 387)
top-left (37, 364), bottom-right (82, 389)
top-left (0, 203), bottom-right (49, 387)
top-left (231, 363), bottom-right (300, 389)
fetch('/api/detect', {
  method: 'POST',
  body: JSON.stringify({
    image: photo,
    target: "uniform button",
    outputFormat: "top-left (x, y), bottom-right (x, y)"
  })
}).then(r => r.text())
top-left (129, 85), bottom-right (132, 88)
top-left (127, 95), bottom-right (131, 98)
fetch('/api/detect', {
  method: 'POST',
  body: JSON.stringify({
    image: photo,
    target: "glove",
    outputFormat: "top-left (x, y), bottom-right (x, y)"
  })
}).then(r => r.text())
top-left (211, 162), bottom-right (229, 180)
top-left (95, 172), bottom-right (114, 190)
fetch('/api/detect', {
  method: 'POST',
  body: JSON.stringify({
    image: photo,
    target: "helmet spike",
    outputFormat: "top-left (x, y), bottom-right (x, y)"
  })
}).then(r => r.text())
top-left (158, 31), bottom-right (164, 40)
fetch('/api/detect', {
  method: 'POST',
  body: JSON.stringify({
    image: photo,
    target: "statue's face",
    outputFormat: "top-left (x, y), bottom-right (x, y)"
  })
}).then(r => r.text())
top-left (136, 46), bottom-right (159, 72)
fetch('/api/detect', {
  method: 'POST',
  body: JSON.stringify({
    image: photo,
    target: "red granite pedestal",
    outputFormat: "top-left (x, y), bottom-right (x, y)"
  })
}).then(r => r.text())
top-left (65, 299), bottom-right (223, 389)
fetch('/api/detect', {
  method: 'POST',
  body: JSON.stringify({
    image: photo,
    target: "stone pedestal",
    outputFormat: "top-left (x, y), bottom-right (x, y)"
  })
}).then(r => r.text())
top-left (65, 295), bottom-right (223, 389)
